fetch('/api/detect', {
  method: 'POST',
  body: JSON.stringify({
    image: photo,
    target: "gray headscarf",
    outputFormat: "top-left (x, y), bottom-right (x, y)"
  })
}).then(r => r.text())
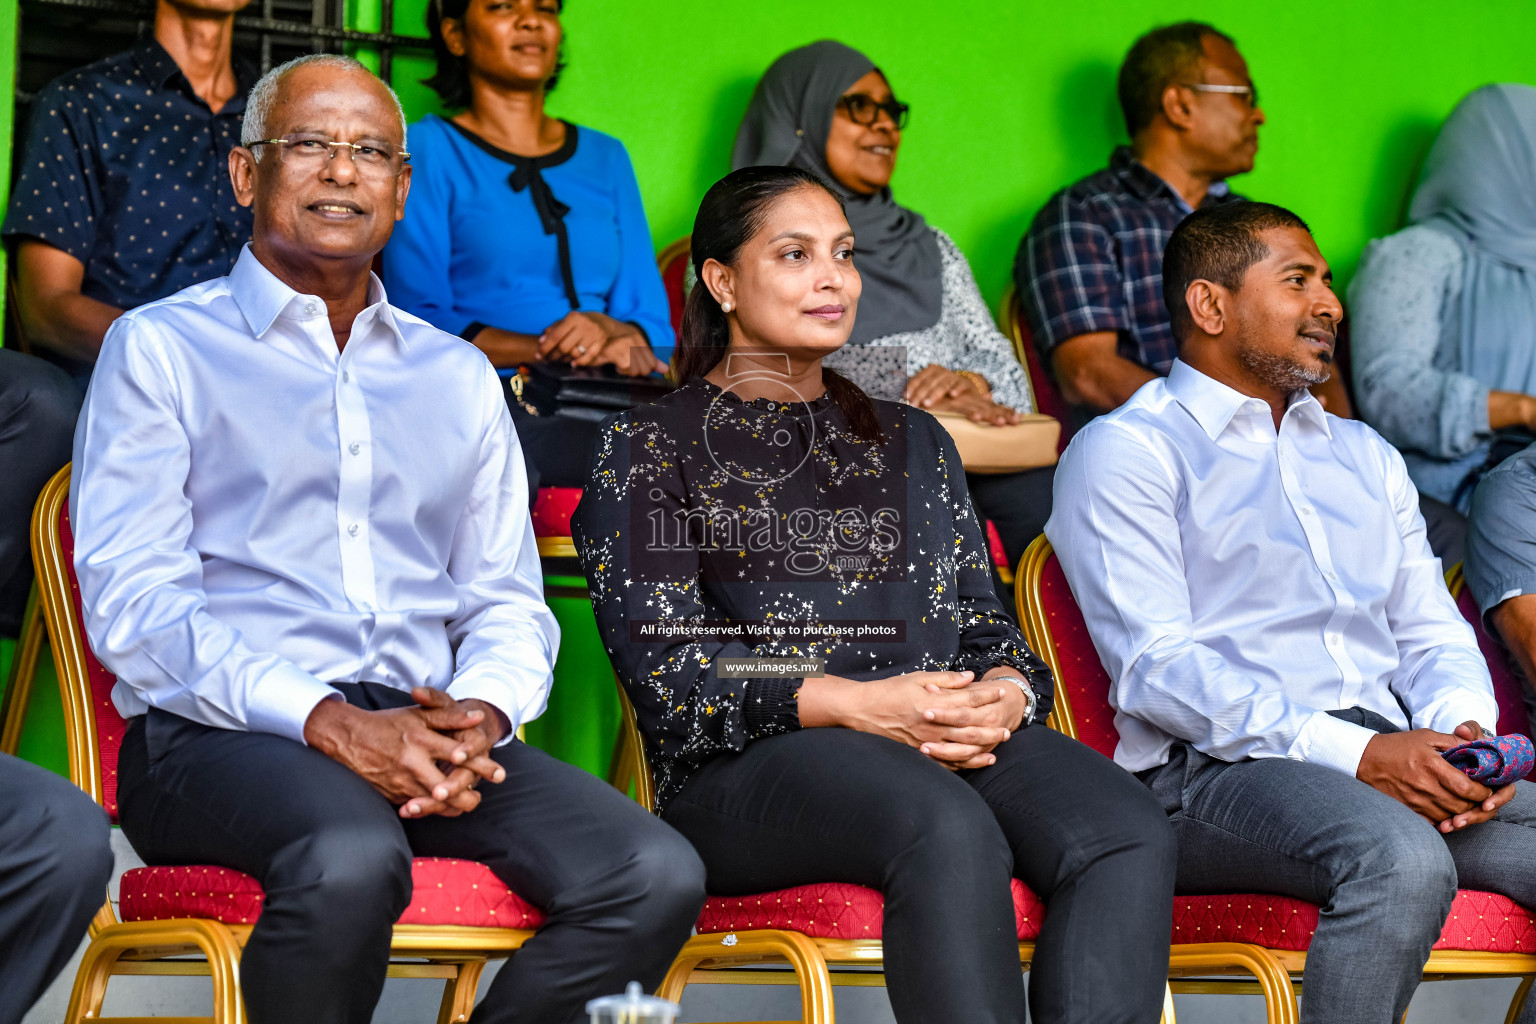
top-left (1409, 83), bottom-right (1536, 396)
top-left (732, 40), bottom-right (942, 346)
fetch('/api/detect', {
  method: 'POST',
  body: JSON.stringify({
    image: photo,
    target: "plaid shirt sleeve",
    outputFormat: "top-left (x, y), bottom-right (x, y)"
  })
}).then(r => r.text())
top-left (1019, 190), bottom-right (1129, 356)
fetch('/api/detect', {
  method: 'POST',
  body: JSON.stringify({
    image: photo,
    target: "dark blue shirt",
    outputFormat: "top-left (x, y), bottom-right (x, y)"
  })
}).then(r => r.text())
top-left (3, 38), bottom-right (254, 332)
top-left (1015, 146), bottom-right (1244, 375)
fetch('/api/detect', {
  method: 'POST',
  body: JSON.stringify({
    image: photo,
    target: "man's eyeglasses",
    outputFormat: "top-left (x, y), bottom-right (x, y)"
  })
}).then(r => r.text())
top-left (837, 94), bottom-right (910, 130)
top-left (247, 134), bottom-right (411, 178)
top-left (1179, 82), bottom-right (1260, 110)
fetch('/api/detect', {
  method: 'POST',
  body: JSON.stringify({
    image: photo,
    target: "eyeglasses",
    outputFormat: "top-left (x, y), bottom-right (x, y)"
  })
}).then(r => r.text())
top-left (247, 134), bottom-right (411, 178)
top-left (836, 93), bottom-right (910, 130)
top-left (1179, 82), bottom-right (1260, 110)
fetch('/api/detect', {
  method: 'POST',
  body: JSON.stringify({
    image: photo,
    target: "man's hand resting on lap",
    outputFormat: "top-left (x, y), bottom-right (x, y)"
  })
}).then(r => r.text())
top-left (303, 687), bottom-right (509, 819)
top-left (1356, 720), bottom-right (1514, 833)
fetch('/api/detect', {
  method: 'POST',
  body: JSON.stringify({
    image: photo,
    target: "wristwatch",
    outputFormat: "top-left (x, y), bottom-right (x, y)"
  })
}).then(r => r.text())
top-left (991, 674), bottom-right (1039, 729)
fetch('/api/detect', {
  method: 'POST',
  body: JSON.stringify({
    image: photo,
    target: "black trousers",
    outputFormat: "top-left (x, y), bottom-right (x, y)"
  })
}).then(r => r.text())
top-left (0, 350), bottom-right (81, 634)
top-left (116, 684), bottom-right (705, 1024)
top-left (0, 753), bottom-right (113, 1024)
top-left (663, 726), bottom-right (1176, 1024)
top-left (967, 465), bottom-right (1056, 572)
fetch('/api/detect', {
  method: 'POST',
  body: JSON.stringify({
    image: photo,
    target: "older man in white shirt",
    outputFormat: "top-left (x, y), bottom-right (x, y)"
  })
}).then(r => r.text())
top-left (1049, 200), bottom-right (1536, 1024)
top-left (71, 54), bottom-right (703, 1024)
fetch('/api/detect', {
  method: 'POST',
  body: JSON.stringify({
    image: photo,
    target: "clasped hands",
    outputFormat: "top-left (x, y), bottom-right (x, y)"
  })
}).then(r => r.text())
top-left (806, 669), bottom-right (1031, 770)
top-left (304, 687), bottom-right (508, 819)
top-left (1357, 720), bottom-right (1516, 833)
top-left (904, 365), bottom-right (1022, 426)
top-left (538, 311), bottom-right (666, 376)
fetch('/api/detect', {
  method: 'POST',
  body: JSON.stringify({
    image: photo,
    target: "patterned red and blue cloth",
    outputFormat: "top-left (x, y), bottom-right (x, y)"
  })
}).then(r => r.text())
top-left (1443, 734), bottom-right (1536, 787)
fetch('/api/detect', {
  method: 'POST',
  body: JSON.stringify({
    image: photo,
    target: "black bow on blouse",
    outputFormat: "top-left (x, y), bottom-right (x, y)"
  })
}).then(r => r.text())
top-left (507, 159), bottom-right (580, 311)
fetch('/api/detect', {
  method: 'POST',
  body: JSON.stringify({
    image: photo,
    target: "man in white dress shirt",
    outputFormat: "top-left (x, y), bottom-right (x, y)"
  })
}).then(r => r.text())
top-left (70, 54), bottom-right (703, 1024)
top-left (1049, 200), bottom-right (1536, 1024)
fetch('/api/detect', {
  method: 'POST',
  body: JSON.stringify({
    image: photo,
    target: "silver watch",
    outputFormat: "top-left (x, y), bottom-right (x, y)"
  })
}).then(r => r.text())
top-left (992, 675), bottom-right (1039, 729)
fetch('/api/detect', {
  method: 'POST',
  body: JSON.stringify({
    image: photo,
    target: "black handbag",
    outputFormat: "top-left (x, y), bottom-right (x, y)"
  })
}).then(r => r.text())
top-left (507, 361), bottom-right (676, 423)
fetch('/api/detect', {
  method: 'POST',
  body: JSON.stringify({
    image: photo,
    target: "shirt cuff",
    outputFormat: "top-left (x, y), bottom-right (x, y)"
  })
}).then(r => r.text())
top-left (1423, 701), bottom-right (1501, 739)
top-left (1292, 710), bottom-right (1378, 777)
top-left (446, 675), bottom-right (533, 747)
top-left (246, 665), bottom-right (342, 745)
top-left (744, 678), bottom-right (801, 738)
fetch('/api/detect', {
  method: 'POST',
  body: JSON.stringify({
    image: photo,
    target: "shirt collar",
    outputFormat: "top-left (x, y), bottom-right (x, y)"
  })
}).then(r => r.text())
top-left (1109, 145), bottom-right (1232, 213)
top-left (228, 245), bottom-right (408, 350)
top-left (1165, 359), bottom-right (1332, 441)
top-left (129, 36), bottom-right (255, 113)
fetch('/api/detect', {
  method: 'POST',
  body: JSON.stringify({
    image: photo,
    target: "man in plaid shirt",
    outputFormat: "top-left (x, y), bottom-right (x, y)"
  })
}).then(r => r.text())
top-left (1017, 22), bottom-right (1350, 421)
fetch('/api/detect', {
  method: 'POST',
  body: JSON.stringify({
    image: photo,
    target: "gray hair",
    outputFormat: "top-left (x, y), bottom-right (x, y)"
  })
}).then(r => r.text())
top-left (242, 54), bottom-right (409, 156)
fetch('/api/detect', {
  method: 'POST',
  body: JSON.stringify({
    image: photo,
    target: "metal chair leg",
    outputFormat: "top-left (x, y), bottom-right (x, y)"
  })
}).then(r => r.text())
top-left (0, 582), bottom-right (45, 755)
top-left (1504, 976), bottom-right (1536, 1024)
top-left (437, 959), bottom-right (488, 1024)
top-left (658, 930), bottom-right (836, 1024)
top-left (1161, 982), bottom-right (1177, 1024)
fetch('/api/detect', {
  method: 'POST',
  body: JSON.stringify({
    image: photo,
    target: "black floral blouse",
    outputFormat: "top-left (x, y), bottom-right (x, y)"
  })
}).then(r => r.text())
top-left (572, 377), bottom-right (1053, 810)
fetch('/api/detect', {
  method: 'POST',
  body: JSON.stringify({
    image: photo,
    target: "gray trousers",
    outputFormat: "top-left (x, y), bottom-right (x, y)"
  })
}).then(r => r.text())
top-left (0, 753), bottom-right (113, 1024)
top-left (1140, 708), bottom-right (1536, 1024)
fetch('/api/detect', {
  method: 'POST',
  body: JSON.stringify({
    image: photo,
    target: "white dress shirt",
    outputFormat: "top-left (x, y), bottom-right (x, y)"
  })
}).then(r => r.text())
top-left (72, 245), bottom-right (558, 744)
top-left (1046, 359), bottom-right (1496, 778)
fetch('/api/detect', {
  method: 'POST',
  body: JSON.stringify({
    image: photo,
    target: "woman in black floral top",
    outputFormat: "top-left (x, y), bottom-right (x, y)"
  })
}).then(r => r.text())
top-left (574, 166), bottom-right (1175, 1024)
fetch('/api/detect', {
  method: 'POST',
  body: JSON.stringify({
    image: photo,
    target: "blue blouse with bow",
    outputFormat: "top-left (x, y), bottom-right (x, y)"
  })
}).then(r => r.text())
top-left (382, 114), bottom-right (673, 353)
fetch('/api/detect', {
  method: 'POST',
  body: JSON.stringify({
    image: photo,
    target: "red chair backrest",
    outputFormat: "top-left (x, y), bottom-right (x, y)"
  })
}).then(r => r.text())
top-left (1037, 550), bottom-right (1120, 758)
top-left (1455, 586), bottom-right (1533, 740)
top-left (531, 486), bottom-right (583, 539)
top-left (660, 244), bottom-right (689, 339)
top-left (1007, 298), bottom-right (1073, 456)
top-left (56, 505), bottom-right (129, 821)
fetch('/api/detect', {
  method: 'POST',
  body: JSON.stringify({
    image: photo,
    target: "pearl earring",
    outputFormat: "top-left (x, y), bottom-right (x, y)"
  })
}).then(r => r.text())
top-left (722, 301), bottom-right (733, 313)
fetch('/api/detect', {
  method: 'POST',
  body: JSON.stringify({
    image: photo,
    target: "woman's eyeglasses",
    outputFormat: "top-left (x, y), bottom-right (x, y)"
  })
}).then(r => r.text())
top-left (837, 94), bottom-right (910, 130)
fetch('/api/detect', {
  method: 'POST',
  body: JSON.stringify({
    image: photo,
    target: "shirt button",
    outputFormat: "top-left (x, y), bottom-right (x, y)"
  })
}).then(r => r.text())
top-left (349, 442), bottom-right (361, 455)
top-left (1299, 507), bottom-right (1314, 516)
top-left (342, 371), bottom-right (350, 383)
top-left (347, 523), bottom-right (360, 537)
top-left (304, 301), bottom-right (317, 315)
top-left (1327, 635), bottom-right (1340, 647)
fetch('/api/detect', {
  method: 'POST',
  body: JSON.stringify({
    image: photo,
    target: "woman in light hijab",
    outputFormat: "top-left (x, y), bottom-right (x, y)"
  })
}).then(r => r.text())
top-left (734, 40), bottom-right (1049, 569)
top-left (1350, 83), bottom-right (1536, 515)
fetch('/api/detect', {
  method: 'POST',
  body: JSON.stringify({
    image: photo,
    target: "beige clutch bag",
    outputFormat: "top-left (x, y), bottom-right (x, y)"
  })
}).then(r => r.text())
top-left (930, 411), bottom-right (1061, 473)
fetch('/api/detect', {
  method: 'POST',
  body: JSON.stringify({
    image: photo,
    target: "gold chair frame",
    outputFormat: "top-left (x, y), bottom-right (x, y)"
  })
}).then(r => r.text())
top-left (1016, 535), bottom-right (1536, 1024)
top-left (611, 682), bottom-right (1273, 1024)
top-left (32, 465), bottom-right (538, 1024)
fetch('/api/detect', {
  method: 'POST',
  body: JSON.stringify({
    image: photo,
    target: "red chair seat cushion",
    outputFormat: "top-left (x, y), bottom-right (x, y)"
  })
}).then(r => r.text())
top-left (531, 487), bottom-right (582, 539)
top-left (1172, 889), bottom-right (1536, 954)
top-left (119, 857), bottom-right (545, 929)
top-left (696, 878), bottom-right (1045, 941)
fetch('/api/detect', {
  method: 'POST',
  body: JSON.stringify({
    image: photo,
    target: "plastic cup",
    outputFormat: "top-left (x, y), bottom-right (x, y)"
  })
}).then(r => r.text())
top-left (586, 981), bottom-right (680, 1024)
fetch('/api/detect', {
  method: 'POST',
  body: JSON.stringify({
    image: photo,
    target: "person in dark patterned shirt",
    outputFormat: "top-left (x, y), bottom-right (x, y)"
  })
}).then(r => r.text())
top-left (3, 0), bottom-right (256, 384)
top-left (575, 165), bottom-right (1178, 1024)
top-left (1015, 22), bottom-right (1353, 422)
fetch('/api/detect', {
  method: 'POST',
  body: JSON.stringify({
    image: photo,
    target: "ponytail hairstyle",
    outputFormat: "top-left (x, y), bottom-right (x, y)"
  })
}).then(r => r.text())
top-left (678, 165), bottom-right (884, 444)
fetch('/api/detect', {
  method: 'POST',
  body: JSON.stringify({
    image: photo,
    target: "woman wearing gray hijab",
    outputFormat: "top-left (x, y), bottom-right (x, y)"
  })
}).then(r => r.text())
top-left (734, 40), bottom-right (1051, 568)
top-left (1360, 85), bottom-right (1536, 734)
top-left (1350, 83), bottom-right (1536, 513)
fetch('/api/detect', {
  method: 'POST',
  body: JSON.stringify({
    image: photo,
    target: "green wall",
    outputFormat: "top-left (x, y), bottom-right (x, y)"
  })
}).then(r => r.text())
top-left (363, 0), bottom-right (1536, 305)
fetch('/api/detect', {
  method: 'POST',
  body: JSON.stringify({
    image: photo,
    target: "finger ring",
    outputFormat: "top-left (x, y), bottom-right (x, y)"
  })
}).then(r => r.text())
top-left (575, 344), bottom-right (587, 355)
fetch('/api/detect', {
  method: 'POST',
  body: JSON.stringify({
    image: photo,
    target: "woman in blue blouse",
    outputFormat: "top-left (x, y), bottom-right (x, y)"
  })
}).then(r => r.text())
top-left (384, 0), bottom-right (671, 483)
